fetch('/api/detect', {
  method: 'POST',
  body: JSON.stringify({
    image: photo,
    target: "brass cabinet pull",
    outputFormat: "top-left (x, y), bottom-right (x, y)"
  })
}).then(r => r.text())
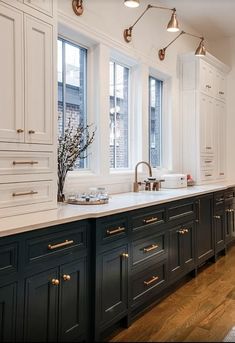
top-left (205, 174), bottom-right (212, 177)
top-left (28, 130), bottom-right (36, 134)
top-left (143, 217), bottom-right (158, 225)
top-left (13, 161), bottom-right (39, 165)
top-left (226, 209), bottom-right (234, 213)
top-left (12, 191), bottom-right (38, 197)
top-left (206, 85), bottom-right (212, 89)
top-left (17, 129), bottom-right (24, 133)
top-left (216, 198), bottom-right (224, 202)
top-left (177, 229), bottom-right (185, 235)
top-left (205, 147), bottom-right (212, 150)
top-left (214, 215), bottom-right (221, 219)
top-left (51, 279), bottom-right (60, 286)
top-left (219, 91), bottom-right (225, 95)
top-left (144, 276), bottom-right (159, 286)
top-left (121, 253), bottom-right (129, 258)
top-left (183, 229), bottom-right (189, 233)
top-left (204, 160), bottom-right (213, 163)
top-left (143, 244), bottom-right (159, 253)
top-left (63, 275), bottom-right (71, 281)
top-left (220, 172), bottom-right (225, 176)
top-left (106, 227), bottom-right (125, 235)
top-left (48, 239), bottom-right (74, 250)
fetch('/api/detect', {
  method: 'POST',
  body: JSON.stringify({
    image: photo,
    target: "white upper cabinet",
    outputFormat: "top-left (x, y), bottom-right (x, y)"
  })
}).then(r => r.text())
top-left (23, 0), bottom-right (53, 17)
top-left (24, 15), bottom-right (53, 144)
top-left (199, 60), bottom-right (215, 96)
top-left (0, 3), bottom-right (24, 142)
top-left (215, 70), bottom-right (226, 101)
top-left (200, 94), bottom-right (214, 155)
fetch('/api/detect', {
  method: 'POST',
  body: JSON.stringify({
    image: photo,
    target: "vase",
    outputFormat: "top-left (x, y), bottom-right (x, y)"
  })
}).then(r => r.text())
top-left (57, 176), bottom-right (66, 202)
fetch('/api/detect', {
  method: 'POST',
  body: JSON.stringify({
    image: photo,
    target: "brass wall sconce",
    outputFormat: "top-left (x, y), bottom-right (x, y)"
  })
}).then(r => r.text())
top-left (124, 4), bottom-right (179, 43)
top-left (124, 0), bottom-right (140, 8)
top-left (158, 30), bottom-right (206, 61)
top-left (72, 0), bottom-right (84, 16)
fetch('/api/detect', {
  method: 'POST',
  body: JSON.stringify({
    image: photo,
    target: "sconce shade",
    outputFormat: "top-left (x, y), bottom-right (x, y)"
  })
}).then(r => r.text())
top-left (167, 11), bottom-right (179, 32)
top-left (195, 39), bottom-right (206, 56)
top-left (124, 0), bottom-right (140, 8)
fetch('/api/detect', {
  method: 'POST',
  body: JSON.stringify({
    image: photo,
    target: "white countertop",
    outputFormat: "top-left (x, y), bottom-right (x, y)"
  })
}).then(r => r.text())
top-left (0, 182), bottom-right (234, 238)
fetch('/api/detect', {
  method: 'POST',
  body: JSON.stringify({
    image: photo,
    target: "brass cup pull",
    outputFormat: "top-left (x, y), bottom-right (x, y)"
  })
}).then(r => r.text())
top-left (178, 229), bottom-right (185, 235)
top-left (28, 130), bottom-right (35, 134)
top-left (48, 239), bottom-right (74, 250)
top-left (214, 215), bottom-right (221, 219)
top-left (143, 217), bottom-right (158, 225)
top-left (219, 91), bottom-right (224, 95)
top-left (205, 147), bottom-right (212, 150)
top-left (144, 276), bottom-right (159, 286)
top-left (17, 129), bottom-right (24, 133)
top-left (205, 160), bottom-right (212, 163)
top-left (220, 173), bottom-right (225, 176)
top-left (121, 253), bottom-right (129, 258)
top-left (13, 161), bottom-right (39, 166)
top-left (63, 275), bottom-right (71, 281)
top-left (206, 85), bottom-right (212, 89)
top-left (12, 191), bottom-right (38, 197)
top-left (143, 244), bottom-right (159, 253)
top-left (106, 227), bottom-right (125, 235)
top-left (51, 279), bottom-right (60, 286)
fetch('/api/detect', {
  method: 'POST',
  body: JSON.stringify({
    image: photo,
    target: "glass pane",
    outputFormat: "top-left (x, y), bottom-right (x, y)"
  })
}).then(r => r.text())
top-left (58, 39), bottom-right (63, 137)
top-left (109, 61), bottom-right (129, 169)
top-left (58, 39), bottom-right (87, 170)
top-left (149, 76), bottom-right (162, 168)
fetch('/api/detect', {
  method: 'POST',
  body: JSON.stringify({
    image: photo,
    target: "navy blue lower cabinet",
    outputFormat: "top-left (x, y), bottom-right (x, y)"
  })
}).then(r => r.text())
top-left (195, 194), bottom-right (214, 265)
top-left (95, 244), bottom-right (129, 338)
top-left (23, 268), bottom-right (59, 342)
top-left (168, 221), bottom-right (195, 281)
top-left (0, 282), bottom-right (17, 342)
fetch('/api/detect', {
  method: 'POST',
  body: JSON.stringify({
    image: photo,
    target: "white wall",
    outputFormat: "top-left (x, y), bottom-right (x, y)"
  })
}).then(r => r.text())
top-left (57, 0), bottom-right (211, 195)
top-left (209, 37), bottom-right (235, 181)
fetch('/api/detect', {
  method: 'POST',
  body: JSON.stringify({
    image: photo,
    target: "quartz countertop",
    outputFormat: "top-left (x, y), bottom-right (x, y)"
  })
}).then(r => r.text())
top-left (0, 182), bottom-right (235, 238)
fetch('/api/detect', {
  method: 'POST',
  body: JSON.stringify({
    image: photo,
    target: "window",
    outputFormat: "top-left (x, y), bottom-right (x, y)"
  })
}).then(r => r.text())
top-left (149, 76), bottom-right (163, 168)
top-left (58, 38), bottom-right (87, 169)
top-left (109, 61), bottom-right (129, 169)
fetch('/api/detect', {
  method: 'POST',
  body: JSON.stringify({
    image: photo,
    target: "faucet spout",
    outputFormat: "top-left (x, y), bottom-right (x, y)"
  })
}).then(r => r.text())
top-left (133, 161), bottom-right (153, 192)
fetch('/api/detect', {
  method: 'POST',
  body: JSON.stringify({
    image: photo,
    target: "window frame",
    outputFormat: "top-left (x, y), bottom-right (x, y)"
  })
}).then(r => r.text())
top-left (109, 58), bottom-right (131, 170)
top-left (57, 36), bottom-right (89, 170)
top-left (149, 75), bottom-right (163, 168)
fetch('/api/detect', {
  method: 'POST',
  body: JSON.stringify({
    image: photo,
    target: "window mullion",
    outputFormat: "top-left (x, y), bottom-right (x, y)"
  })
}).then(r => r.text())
top-left (62, 40), bottom-right (66, 134)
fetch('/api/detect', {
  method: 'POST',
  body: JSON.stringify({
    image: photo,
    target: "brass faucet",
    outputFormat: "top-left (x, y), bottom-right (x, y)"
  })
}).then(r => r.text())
top-left (133, 161), bottom-right (153, 192)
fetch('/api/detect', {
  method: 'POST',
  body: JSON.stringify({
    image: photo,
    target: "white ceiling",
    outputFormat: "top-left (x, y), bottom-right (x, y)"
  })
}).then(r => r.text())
top-left (155, 0), bottom-right (235, 40)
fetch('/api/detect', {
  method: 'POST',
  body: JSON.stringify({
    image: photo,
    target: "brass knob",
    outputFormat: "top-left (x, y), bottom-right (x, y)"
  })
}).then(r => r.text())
top-left (122, 253), bottom-right (129, 258)
top-left (28, 130), bottom-right (35, 134)
top-left (51, 279), bottom-right (60, 286)
top-left (17, 129), bottom-right (24, 133)
top-left (178, 229), bottom-right (185, 235)
top-left (63, 275), bottom-right (71, 281)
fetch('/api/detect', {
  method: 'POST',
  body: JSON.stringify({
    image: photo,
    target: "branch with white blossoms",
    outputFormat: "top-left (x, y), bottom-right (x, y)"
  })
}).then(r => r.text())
top-left (57, 118), bottom-right (96, 201)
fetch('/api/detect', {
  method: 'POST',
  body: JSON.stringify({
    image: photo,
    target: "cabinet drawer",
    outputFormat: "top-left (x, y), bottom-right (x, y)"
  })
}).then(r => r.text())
top-left (0, 151), bottom-right (54, 175)
top-left (200, 170), bottom-right (215, 181)
top-left (200, 156), bottom-right (214, 170)
top-left (131, 232), bottom-right (167, 268)
top-left (25, 225), bottom-right (87, 264)
top-left (0, 180), bottom-right (53, 209)
top-left (131, 207), bottom-right (166, 233)
top-left (225, 189), bottom-right (235, 201)
top-left (131, 261), bottom-right (167, 306)
top-left (0, 242), bottom-right (18, 277)
top-left (96, 216), bottom-right (128, 248)
top-left (168, 200), bottom-right (195, 222)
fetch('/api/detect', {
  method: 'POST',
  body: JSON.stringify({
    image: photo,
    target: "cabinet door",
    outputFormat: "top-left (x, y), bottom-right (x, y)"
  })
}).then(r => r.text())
top-left (0, 3), bottom-right (24, 143)
top-left (196, 195), bottom-right (214, 264)
top-left (0, 283), bottom-right (17, 342)
top-left (215, 100), bottom-right (226, 179)
top-left (215, 71), bottom-right (226, 101)
top-left (182, 222), bottom-right (195, 272)
top-left (225, 205), bottom-right (235, 244)
top-left (168, 226), bottom-right (183, 280)
top-left (214, 209), bottom-right (225, 253)
top-left (23, 0), bottom-right (53, 17)
top-left (24, 15), bottom-right (53, 144)
top-left (98, 245), bottom-right (128, 325)
top-left (200, 60), bottom-right (214, 96)
top-left (200, 95), bottom-right (214, 155)
top-left (59, 258), bottom-right (87, 342)
top-left (23, 268), bottom-right (58, 342)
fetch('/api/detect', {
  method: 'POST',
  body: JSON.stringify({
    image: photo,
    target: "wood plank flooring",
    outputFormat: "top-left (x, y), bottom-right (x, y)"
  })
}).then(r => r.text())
top-left (110, 245), bottom-right (235, 342)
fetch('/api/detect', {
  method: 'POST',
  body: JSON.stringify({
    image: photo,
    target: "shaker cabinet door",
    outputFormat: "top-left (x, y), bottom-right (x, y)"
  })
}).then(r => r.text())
top-left (24, 15), bottom-right (53, 145)
top-left (0, 3), bottom-right (24, 143)
top-left (0, 283), bottom-right (17, 342)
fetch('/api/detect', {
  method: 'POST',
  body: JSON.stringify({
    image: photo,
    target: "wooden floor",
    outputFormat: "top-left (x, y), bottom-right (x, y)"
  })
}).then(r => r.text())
top-left (110, 245), bottom-right (235, 342)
